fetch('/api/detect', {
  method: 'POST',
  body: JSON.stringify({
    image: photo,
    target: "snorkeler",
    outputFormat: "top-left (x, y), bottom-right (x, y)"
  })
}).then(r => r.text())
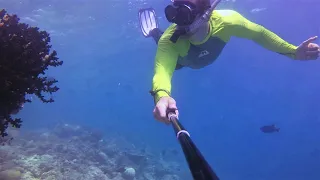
top-left (138, 0), bottom-right (320, 124)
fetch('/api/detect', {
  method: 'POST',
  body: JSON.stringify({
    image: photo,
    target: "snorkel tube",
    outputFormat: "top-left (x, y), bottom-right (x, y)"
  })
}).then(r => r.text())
top-left (187, 0), bottom-right (221, 34)
top-left (170, 0), bottom-right (221, 43)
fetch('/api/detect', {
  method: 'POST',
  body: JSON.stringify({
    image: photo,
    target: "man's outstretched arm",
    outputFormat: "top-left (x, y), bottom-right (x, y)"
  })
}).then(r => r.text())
top-left (226, 10), bottom-right (298, 59)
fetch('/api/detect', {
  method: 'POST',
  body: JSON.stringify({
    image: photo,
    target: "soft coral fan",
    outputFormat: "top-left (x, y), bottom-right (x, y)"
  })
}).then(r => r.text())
top-left (0, 9), bottom-right (63, 140)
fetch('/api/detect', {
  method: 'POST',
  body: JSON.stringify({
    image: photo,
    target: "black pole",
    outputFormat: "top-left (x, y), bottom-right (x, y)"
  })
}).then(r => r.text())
top-left (168, 112), bottom-right (220, 180)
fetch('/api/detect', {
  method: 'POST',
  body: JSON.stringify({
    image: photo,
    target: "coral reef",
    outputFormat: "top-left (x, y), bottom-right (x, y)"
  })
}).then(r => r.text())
top-left (0, 123), bottom-right (187, 180)
top-left (0, 9), bottom-right (63, 140)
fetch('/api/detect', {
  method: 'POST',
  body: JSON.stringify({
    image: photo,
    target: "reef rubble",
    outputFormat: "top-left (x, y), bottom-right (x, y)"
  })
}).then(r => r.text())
top-left (0, 123), bottom-right (187, 180)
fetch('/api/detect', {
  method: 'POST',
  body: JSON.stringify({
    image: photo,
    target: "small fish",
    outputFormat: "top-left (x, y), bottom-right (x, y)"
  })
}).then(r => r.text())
top-left (260, 124), bottom-right (280, 133)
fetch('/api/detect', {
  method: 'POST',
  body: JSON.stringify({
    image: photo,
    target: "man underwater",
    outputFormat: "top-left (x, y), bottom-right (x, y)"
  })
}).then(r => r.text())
top-left (138, 0), bottom-right (320, 124)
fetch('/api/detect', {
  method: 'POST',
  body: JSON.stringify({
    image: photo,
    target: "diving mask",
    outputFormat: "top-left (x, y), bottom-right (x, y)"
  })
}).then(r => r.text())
top-left (165, 1), bottom-right (201, 26)
top-left (166, 0), bottom-right (222, 43)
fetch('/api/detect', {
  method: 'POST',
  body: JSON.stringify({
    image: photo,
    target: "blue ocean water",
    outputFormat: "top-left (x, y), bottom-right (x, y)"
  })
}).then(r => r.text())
top-left (1, 0), bottom-right (320, 179)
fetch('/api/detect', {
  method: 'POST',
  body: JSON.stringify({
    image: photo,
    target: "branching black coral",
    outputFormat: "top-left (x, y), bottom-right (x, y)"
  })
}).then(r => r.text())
top-left (0, 9), bottom-right (63, 140)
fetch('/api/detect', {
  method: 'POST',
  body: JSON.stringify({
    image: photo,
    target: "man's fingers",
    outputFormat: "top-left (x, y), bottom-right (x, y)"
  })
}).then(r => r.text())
top-left (153, 108), bottom-right (161, 121)
top-left (305, 50), bottom-right (320, 59)
top-left (158, 106), bottom-right (167, 119)
top-left (153, 97), bottom-right (179, 125)
top-left (168, 98), bottom-right (177, 110)
top-left (304, 52), bottom-right (319, 60)
top-left (175, 109), bottom-right (179, 117)
top-left (302, 36), bottom-right (318, 46)
top-left (307, 46), bottom-right (319, 51)
top-left (154, 105), bottom-right (170, 123)
top-left (308, 43), bottom-right (319, 49)
top-left (306, 50), bottom-right (319, 55)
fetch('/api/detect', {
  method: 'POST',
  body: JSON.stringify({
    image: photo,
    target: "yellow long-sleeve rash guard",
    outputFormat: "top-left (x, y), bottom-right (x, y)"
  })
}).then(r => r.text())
top-left (152, 10), bottom-right (298, 103)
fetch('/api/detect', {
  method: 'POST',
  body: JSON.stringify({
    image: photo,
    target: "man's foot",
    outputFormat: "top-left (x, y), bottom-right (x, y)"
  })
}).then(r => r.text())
top-left (138, 8), bottom-right (159, 37)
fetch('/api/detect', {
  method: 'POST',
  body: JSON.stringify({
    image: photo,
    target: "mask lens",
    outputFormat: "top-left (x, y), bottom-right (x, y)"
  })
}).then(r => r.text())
top-left (175, 6), bottom-right (193, 26)
top-left (165, 4), bottom-right (196, 26)
top-left (165, 5), bottom-right (177, 23)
